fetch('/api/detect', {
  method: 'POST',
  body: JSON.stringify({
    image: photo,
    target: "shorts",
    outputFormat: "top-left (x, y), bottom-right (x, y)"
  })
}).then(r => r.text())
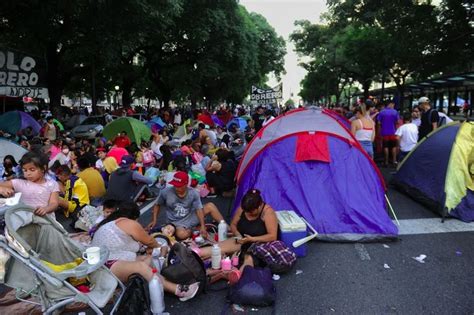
top-left (172, 213), bottom-right (200, 229)
top-left (382, 135), bottom-right (398, 149)
top-left (359, 140), bottom-right (374, 158)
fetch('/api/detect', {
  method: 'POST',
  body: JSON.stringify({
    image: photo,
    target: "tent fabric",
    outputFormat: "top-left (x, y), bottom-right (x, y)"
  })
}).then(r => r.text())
top-left (53, 119), bottom-right (64, 131)
top-left (227, 117), bottom-right (248, 130)
top-left (0, 111), bottom-right (41, 135)
top-left (0, 139), bottom-right (28, 163)
top-left (146, 117), bottom-right (166, 133)
top-left (103, 117), bottom-right (151, 145)
top-left (211, 115), bottom-right (225, 127)
top-left (392, 123), bottom-right (460, 216)
top-left (237, 108), bottom-right (360, 182)
top-left (393, 122), bottom-right (474, 222)
top-left (295, 133), bottom-right (330, 163)
top-left (173, 119), bottom-right (192, 139)
top-left (234, 108), bottom-right (397, 241)
top-left (235, 135), bottom-right (397, 241)
top-left (197, 113), bottom-right (214, 127)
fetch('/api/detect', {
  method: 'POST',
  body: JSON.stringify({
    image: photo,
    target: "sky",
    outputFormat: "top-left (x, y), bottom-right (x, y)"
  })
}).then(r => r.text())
top-left (240, 0), bottom-right (327, 103)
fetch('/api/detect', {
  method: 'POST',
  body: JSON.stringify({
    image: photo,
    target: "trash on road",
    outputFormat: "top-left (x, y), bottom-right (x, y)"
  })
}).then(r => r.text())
top-left (272, 274), bottom-right (280, 281)
top-left (296, 269), bottom-right (303, 275)
top-left (412, 254), bottom-right (427, 263)
top-left (383, 244), bottom-right (390, 248)
top-left (233, 304), bottom-right (245, 312)
top-left (383, 263), bottom-right (391, 269)
top-left (455, 250), bottom-right (462, 256)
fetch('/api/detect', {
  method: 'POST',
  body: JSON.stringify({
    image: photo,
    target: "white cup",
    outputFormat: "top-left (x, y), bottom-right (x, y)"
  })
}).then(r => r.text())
top-left (82, 247), bottom-right (101, 265)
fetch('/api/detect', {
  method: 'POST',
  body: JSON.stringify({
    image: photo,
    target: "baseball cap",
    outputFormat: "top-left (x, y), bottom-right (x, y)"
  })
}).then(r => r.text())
top-left (418, 96), bottom-right (430, 104)
top-left (120, 155), bottom-right (135, 167)
top-left (169, 171), bottom-right (189, 187)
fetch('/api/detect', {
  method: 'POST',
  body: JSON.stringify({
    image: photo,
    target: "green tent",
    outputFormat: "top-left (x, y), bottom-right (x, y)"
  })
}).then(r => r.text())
top-left (53, 119), bottom-right (64, 131)
top-left (103, 117), bottom-right (151, 144)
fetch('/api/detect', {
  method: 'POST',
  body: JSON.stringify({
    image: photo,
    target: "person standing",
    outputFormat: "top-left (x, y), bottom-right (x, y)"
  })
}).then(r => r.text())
top-left (251, 106), bottom-right (265, 133)
top-left (418, 97), bottom-right (439, 141)
top-left (44, 116), bottom-right (57, 141)
top-left (351, 107), bottom-right (375, 158)
top-left (395, 112), bottom-right (419, 161)
top-left (377, 100), bottom-right (399, 166)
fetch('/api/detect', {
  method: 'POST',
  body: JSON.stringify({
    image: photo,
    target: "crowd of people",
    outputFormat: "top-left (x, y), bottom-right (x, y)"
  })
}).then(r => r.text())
top-left (0, 103), bottom-right (299, 307)
top-left (0, 97), bottom-right (463, 310)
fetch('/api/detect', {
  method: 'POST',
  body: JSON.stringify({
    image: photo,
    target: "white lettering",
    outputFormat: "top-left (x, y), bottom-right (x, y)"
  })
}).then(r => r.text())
top-left (0, 71), bottom-right (6, 85)
top-left (0, 52), bottom-right (5, 68)
top-left (6, 52), bottom-right (19, 71)
top-left (20, 56), bottom-right (36, 71)
top-left (17, 73), bottom-right (28, 86)
top-left (6, 72), bottom-right (17, 85)
top-left (28, 73), bottom-right (38, 85)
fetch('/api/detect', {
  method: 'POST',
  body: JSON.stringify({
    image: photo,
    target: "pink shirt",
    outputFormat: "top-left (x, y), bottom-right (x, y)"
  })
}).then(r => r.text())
top-left (11, 179), bottom-right (60, 209)
top-left (50, 145), bottom-right (61, 160)
top-left (107, 147), bottom-right (129, 165)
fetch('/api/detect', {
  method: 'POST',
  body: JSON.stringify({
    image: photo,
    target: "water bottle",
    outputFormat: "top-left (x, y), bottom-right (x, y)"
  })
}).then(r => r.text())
top-left (211, 244), bottom-right (221, 269)
top-left (152, 248), bottom-right (161, 271)
top-left (218, 220), bottom-right (228, 242)
top-left (149, 268), bottom-right (165, 314)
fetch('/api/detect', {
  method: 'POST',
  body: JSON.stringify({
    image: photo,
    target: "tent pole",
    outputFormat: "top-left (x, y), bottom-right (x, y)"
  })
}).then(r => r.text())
top-left (385, 194), bottom-right (400, 226)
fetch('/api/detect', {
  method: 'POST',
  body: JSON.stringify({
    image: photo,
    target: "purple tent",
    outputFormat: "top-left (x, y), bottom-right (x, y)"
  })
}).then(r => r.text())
top-left (235, 107), bottom-right (398, 241)
top-left (0, 111), bottom-right (41, 135)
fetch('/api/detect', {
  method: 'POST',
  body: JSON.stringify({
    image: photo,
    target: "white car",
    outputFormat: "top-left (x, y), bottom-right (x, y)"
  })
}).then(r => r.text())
top-left (70, 116), bottom-right (107, 139)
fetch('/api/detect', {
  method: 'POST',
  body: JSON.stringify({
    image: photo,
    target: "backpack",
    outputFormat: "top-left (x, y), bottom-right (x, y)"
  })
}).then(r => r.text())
top-left (227, 266), bottom-right (276, 307)
top-left (116, 273), bottom-right (151, 315)
top-left (428, 109), bottom-right (447, 127)
top-left (161, 243), bottom-right (207, 295)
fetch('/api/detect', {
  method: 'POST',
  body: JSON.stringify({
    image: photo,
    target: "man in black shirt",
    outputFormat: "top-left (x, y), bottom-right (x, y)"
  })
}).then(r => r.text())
top-left (418, 97), bottom-right (439, 141)
top-left (251, 106), bottom-right (265, 132)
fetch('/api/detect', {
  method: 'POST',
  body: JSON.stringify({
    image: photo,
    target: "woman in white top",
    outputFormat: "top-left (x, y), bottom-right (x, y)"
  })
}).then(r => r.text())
top-left (351, 107), bottom-right (375, 158)
top-left (44, 117), bottom-right (57, 141)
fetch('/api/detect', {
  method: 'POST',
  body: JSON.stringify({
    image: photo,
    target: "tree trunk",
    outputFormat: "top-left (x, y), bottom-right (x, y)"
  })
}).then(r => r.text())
top-left (362, 81), bottom-right (371, 100)
top-left (191, 99), bottom-right (197, 109)
top-left (91, 63), bottom-right (98, 115)
top-left (45, 46), bottom-right (63, 114)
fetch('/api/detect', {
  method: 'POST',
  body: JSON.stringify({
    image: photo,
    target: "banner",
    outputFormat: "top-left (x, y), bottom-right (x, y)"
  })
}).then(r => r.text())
top-left (0, 49), bottom-right (49, 98)
top-left (250, 83), bottom-right (282, 105)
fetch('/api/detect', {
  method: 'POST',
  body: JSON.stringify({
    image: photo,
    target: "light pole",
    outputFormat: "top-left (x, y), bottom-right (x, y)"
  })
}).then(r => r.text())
top-left (114, 85), bottom-right (120, 110)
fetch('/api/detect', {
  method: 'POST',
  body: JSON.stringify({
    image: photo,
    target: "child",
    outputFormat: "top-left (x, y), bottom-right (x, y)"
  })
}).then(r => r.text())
top-left (141, 142), bottom-right (156, 169)
top-left (0, 152), bottom-right (59, 218)
top-left (55, 165), bottom-right (90, 218)
top-left (1, 155), bottom-right (20, 180)
top-left (151, 223), bottom-right (177, 257)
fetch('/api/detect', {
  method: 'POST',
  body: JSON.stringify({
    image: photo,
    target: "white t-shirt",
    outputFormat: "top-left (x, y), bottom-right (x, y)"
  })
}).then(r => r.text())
top-left (395, 123), bottom-right (418, 152)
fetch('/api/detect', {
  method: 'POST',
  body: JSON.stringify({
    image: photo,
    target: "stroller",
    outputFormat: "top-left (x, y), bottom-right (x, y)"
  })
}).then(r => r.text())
top-left (0, 204), bottom-right (125, 314)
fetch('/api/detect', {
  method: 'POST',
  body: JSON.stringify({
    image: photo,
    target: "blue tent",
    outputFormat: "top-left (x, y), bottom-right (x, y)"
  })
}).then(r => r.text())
top-left (226, 117), bottom-right (248, 130)
top-left (235, 108), bottom-right (398, 241)
top-left (392, 122), bottom-right (474, 222)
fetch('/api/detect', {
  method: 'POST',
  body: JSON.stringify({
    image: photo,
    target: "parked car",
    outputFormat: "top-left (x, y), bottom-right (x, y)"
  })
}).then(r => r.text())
top-left (70, 115), bottom-right (107, 139)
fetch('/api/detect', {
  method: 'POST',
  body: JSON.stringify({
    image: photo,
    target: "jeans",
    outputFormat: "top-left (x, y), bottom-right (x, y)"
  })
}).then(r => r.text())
top-left (359, 140), bottom-right (374, 158)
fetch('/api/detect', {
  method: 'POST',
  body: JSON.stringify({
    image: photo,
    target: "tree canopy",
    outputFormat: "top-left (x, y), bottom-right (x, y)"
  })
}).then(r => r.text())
top-left (291, 0), bottom-right (473, 107)
top-left (0, 0), bottom-right (286, 111)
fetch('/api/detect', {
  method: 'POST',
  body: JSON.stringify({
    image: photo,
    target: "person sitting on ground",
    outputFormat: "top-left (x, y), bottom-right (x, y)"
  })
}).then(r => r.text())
top-left (48, 143), bottom-right (73, 169)
top-left (91, 202), bottom-right (200, 301)
top-left (77, 157), bottom-right (106, 206)
top-left (147, 171), bottom-right (224, 240)
top-left (95, 148), bottom-right (107, 172)
top-left (0, 152), bottom-right (59, 217)
top-left (205, 149), bottom-right (237, 196)
top-left (1, 155), bottom-right (20, 180)
top-left (113, 130), bottom-right (131, 148)
top-left (56, 165), bottom-right (90, 218)
top-left (104, 155), bottom-right (153, 202)
top-left (395, 112), bottom-right (419, 162)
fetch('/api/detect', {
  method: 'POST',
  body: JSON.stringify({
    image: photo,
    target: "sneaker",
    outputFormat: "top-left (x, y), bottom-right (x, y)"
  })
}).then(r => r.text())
top-left (176, 282), bottom-right (200, 302)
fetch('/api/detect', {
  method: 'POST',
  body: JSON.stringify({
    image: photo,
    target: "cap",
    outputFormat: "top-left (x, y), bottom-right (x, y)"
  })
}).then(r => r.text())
top-left (418, 96), bottom-right (430, 104)
top-left (120, 155), bottom-right (135, 167)
top-left (170, 171), bottom-right (189, 187)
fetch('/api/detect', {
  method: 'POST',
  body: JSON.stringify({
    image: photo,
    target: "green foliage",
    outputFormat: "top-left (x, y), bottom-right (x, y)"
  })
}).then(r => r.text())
top-left (291, 0), bottom-right (469, 106)
top-left (0, 0), bottom-right (286, 110)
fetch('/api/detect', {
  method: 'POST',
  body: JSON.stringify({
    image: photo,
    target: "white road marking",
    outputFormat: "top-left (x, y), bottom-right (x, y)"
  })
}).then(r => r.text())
top-left (354, 243), bottom-right (371, 260)
top-left (396, 218), bottom-right (474, 235)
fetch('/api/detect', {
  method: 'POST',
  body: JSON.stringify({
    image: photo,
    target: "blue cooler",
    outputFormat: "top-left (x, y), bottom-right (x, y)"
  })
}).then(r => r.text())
top-left (276, 210), bottom-right (307, 257)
